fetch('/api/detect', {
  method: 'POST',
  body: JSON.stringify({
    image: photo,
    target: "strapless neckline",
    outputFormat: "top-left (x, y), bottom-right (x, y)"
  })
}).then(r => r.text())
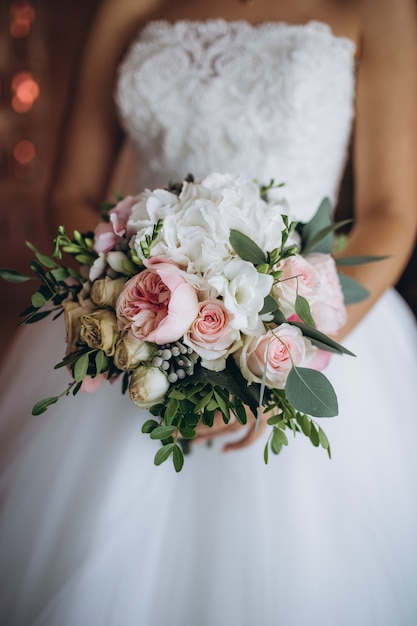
top-left (137, 19), bottom-right (357, 55)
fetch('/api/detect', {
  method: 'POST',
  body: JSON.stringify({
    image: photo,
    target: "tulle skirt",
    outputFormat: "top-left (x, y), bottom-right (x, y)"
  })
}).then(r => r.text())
top-left (1, 288), bottom-right (417, 626)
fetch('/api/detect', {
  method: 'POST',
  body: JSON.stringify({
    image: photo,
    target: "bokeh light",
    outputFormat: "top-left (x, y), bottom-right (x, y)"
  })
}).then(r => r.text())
top-left (11, 71), bottom-right (40, 113)
top-left (13, 140), bottom-right (36, 165)
top-left (9, 1), bottom-right (36, 39)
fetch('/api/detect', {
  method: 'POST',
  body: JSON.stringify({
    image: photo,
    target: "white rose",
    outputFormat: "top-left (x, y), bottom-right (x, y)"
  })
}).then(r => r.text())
top-left (208, 259), bottom-right (273, 333)
top-left (129, 365), bottom-right (170, 409)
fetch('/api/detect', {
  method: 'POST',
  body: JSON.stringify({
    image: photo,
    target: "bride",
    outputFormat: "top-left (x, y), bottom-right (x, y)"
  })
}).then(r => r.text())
top-left (1, 0), bottom-right (417, 624)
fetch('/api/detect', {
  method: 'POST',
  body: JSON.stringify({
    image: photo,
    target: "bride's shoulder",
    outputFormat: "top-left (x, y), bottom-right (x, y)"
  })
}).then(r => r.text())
top-left (358, 0), bottom-right (417, 52)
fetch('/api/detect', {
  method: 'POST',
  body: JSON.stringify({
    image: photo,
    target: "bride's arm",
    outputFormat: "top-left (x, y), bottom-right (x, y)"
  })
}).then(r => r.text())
top-left (46, 0), bottom-right (162, 237)
top-left (211, 0), bottom-right (417, 451)
top-left (334, 0), bottom-right (417, 340)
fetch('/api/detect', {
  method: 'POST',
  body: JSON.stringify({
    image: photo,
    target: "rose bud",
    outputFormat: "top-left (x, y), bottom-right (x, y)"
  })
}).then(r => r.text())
top-left (129, 365), bottom-right (170, 409)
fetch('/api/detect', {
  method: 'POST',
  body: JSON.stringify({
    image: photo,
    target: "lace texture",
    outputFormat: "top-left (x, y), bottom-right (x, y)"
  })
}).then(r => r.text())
top-left (116, 20), bottom-right (356, 221)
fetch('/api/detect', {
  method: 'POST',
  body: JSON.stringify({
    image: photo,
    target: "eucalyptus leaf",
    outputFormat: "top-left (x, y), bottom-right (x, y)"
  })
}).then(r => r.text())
top-left (336, 255), bottom-right (389, 267)
top-left (0, 268), bottom-right (32, 283)
top-left (338, 273), bottom-right (370, 304)
top-left (300, 197), bottom-right (332, 253)
top-left (289, 321), bottom-right (356, 357)
top-left (295, 294), bottom-right (316, 328)
top-left (260, 294), bottom-right (279, 315)
top-left (286, 366), bottom-right (338, 417)
top-left (229, 229), bottom-right (266, 265)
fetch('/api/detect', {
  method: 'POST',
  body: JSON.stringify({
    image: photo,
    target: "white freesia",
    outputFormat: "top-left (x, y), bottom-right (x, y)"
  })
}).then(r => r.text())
top-left (208, 259), bottom-right (273, 333)
top-left (106, 251), bottom-right (131, 275)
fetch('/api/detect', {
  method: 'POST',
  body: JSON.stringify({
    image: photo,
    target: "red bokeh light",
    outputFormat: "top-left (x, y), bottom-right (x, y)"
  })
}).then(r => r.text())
top-left (9, 2), bottom-right (36, 39)
top-left (13, 140), bottom-right (36, 165)
top-left (11, 72), bottom-right (40, 113)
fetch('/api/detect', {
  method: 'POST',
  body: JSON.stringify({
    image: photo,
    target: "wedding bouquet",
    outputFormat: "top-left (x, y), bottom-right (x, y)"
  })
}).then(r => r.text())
top-left (2, 173), bottom-right (374, 471)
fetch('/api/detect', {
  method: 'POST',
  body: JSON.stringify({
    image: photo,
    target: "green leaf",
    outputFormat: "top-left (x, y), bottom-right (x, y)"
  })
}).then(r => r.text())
top-left (26, 242), bottom-right (58, 268)
top-left (296, 413), bottom-right (312, 436)
top-left (232, 402), bottom-right (248, 425)
top-left (338, 273), bottom-right (370, 304)
top-left (32, 396), bottom-right (59, 415)
top-left (272, 427), bottom-right (288, 449)
top-left (141, 419), bottom-right (159, 433)
top-left (0, 268), bottom-right (32, 283)
top-left (213, 389), bottom-right (230, 420)
top-left (95, 350), bottom-right (109, 374)
top-left (179, 427), bottom-right (197, 439)
top-left (73, 352), bottom-right (90, 382)
top-left (336, 255), bottom-right (390, 267)
top-left (165, 398), bottom-right (179, 421)
top-left (229, 229), bottom-right (266, 265)
top-left (289, 321), bottom-right (356, 357)
top-left (295, 294), bottom-right (316, 328)
top-left (260, 294), bottom-right (279, 315)
top-left (23, 310), bottom-right (52, 324)
top-left (318, 426), bottom-right (330, 452)
top-left (302, 220), bottom-right (352, 255)
top-left (309, 423), bottom-right (320, 447)
top-left (300, 197), bottom-right (333, 253)
top-left (286, 366), bottom-right (338, 417)
top-left (172, 444), bottom-right (184, 472)
top-left (154, 443), bottom-right (175, 466)
top-left (263, 441), bottom-right (269, 464)
top-left (49, 267), bottom-right (70, 282)
top-left (31, 292), bottom-right (47, 308)
top-left (150, 425), bottom-right (177, 440)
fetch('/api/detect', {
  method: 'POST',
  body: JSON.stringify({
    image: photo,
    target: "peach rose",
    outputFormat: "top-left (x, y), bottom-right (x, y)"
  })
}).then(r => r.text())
top-left (116, 259), bottom-right (199, 344)
top-left (239, 323), bottom-right (317, 389)
top-left (183, 299), bottom-right (239, 360)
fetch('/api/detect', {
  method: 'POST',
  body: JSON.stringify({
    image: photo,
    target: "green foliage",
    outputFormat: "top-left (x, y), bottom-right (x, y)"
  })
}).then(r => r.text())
top-left (139, 219), bottom-right (164, 258)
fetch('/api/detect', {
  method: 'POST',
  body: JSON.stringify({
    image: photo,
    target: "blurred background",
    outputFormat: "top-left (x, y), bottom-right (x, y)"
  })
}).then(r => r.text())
top-left (0, 0), bottom-right (416, 358)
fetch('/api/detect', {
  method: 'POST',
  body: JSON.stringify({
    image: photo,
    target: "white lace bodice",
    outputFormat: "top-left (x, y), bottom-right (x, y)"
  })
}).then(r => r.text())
top-left (116, 20), bottom-right (356, 221)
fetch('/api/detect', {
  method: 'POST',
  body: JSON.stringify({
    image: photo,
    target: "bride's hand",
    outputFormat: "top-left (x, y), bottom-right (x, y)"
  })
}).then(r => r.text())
top-left (192, 405), bottom-right (269, 452)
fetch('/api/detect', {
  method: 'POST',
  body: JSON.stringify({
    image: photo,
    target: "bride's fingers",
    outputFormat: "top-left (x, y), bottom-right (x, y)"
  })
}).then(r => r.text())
top-left (193, 415), bottom-right (242, 441)
top-left (223, 416), bottom-right (266, 452)
top-left (222, 415), bottom-right (268, 452)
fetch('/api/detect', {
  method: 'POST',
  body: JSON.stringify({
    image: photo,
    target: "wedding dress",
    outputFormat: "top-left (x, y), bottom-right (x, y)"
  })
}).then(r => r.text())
top-left (1, 20), bottom-right (417, 626)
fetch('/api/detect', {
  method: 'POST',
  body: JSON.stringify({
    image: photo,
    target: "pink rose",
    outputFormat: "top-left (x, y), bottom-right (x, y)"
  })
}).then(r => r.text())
top-left (305, 253), bottom-right (347, 335)
top-left (239, 323), bottom-right (317, 389)
top-left (183, 299), bottom-right (239, 360)
top-left (116, 259), bottom-right (199, 344)
top-left (93, 195), bottom-right (140, 254)
top-left (272, 254), bottom-right (320, 319)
